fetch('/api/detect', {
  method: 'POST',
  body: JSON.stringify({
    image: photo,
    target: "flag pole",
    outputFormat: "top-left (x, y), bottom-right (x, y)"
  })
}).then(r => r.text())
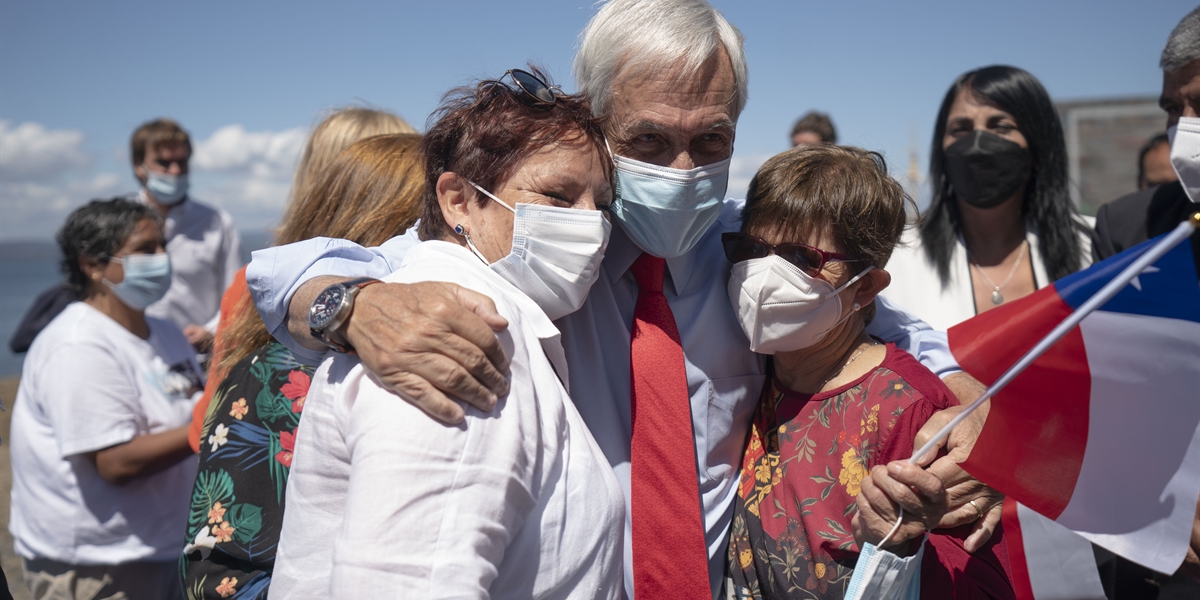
top-left (908, 213), bottom-right (1200, 465)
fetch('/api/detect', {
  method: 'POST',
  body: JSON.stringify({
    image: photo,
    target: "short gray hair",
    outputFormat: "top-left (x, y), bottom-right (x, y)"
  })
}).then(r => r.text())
top-left (1161, 6), bottom-right (1200, 73)
top-left (573, 0), bottom-right (748, 119)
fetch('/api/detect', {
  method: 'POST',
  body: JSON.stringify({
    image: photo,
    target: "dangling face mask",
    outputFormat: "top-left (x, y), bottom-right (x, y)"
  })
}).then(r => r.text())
top-left (464, 181), bottom-right (612, 321)
top-left (728, 255), bottom-right (873, 354)
top-left (104, 252), bottom-right (173, 310)
top-left (1168, 116), bottom-right (1200, 203)
top-left (144, 168), bottom-right (189, 205)
top-left (609, 143), bottom-right (730, 259)
top-left (943, 130), bottom-right (1031, 209)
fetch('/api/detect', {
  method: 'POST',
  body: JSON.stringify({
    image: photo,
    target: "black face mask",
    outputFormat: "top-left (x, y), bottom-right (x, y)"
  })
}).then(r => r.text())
top-left (943, 130), bottom-right (1032, 209)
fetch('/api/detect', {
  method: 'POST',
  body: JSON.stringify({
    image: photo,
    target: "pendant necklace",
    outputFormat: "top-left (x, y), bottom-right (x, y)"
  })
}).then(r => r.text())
top-left (972, 240), bottom-right (1027, 305)
top-left (821, 340), bottom-right (879, 391)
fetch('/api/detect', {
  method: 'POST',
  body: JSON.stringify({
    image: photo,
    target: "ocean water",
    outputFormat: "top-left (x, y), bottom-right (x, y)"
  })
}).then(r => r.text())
top-left (0, 252), bottom-right (62, 377)
top-left (0, 232), bottom-right (271, 378)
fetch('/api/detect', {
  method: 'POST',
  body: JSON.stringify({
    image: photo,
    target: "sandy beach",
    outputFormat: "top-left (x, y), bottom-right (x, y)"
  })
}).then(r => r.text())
top-left (0, 376), bottom-right (30, 599)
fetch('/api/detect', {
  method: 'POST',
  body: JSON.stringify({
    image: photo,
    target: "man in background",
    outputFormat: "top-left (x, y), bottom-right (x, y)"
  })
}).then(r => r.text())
top-left (1094, 7), bottom-right (1200, 597)
top-left (1137, 132), bottom-right (1177, 190)
top-left (789, 110), bottom-right (837, 146)
top-left (130, 119), bottom-right (242, 351)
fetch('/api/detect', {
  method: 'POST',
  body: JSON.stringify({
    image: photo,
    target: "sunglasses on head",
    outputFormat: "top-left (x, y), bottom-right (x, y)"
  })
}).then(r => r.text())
top-left (498, 68), bottom-right (561, 106)
top-left (721, 232), bottom-right (860, 276)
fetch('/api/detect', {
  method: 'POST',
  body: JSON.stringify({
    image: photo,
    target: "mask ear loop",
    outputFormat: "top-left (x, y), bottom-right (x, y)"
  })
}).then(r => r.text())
top-left (465, 179), bottom-right (516, 214)
top-left (457, 178), bottom-right (517, 265)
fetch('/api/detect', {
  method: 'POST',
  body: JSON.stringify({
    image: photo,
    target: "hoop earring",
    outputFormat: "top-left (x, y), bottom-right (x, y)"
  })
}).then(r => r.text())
top-left (454, 224), bottom-right (466, 236)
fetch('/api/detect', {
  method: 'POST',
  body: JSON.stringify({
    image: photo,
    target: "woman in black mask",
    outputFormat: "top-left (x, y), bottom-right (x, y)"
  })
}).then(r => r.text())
top-left (883, 65), bottom-right (1094, 330)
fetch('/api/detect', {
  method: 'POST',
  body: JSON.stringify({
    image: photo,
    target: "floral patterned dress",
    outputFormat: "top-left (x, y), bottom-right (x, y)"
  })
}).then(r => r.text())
top-left (725, 344), bottom-right (951, 599)
top-left (180, 341), bottom-right (314, 600)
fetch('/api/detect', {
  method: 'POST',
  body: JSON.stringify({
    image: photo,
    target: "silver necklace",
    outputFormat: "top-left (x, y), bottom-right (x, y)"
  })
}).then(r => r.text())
top-left (821, 341), bottom-right (879, 391)
top-left (971, 240), bottom-right (1027, 305)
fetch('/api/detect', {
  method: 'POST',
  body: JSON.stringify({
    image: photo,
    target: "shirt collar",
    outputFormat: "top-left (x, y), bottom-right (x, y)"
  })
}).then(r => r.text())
top-left (604, 203), bottom-right (741, 298)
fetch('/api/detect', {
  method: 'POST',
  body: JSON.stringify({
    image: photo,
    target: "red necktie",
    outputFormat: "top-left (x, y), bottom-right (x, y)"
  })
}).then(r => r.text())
top-left (629, 253), bottom-right (710, 599)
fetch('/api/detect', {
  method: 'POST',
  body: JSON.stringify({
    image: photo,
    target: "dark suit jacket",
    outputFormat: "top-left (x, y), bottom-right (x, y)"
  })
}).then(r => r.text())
top-left (1094, 180), bottom-right (1200, 278)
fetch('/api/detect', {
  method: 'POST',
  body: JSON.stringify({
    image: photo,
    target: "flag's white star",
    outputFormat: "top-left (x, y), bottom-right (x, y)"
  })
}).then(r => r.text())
top-left (1129, 265), bottom-right (1161, 291)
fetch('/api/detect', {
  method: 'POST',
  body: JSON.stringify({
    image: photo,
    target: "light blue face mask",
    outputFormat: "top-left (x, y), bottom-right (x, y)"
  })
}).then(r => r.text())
top-left (609, 151), bottom-right (730, 259)
top-left (144, 169), bottom-right (189, 205)
top-left (104, 252), bottom-right (173, 310)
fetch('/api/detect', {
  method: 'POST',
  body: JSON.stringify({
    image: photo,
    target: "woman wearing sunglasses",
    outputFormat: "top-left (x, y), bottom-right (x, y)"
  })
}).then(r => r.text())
top-left (722, 145), bottom-right (1013, 598)
top-left (269, 69), bottom-right (624, 599)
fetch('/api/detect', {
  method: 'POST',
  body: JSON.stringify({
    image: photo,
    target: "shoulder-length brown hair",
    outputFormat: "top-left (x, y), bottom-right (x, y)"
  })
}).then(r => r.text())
top-left (217, 133), bottom-right (425, 373)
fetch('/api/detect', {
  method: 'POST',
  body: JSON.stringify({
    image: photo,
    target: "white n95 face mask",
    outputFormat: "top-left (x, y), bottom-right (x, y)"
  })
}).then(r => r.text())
top-left (1168, 116), bottom-right (1200, 203)
top-left (466, 181), bottom-right (611, 320)
top-left (610, 151), bottom-right (730, 259)
top-left (728, 255), bottom-right (873, 354)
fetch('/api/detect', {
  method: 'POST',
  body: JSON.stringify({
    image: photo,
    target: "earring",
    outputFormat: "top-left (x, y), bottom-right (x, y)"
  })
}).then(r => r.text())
top-left (852, 302), bottom-right (861, 311)
top-left (454, 224), bottom-right (466, 236)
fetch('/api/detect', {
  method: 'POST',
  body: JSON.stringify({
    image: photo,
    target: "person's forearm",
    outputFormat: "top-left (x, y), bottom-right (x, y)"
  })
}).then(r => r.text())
top-left (92, 425), bottom-right (193, 485)
top-left (287, 276), bottom-right (352, 351)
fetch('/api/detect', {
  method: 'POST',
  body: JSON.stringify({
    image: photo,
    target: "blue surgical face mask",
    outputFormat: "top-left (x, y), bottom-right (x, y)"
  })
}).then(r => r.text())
top-left (104, 252), bottom-right (173, 310)
top-left (144, 168), bottom-right (189, 205)
top-left (609, 149), bottom-right (730, 258)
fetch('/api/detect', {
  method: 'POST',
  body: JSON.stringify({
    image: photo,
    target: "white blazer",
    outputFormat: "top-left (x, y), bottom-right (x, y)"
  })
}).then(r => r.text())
top-left (880, 218), bottom-right (1094, 332)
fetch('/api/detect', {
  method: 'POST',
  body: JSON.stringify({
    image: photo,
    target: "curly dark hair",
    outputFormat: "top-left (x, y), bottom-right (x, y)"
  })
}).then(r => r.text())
top-left (57, 197), bottom-right (160, 297)
top-left (416, 67), bottom-right (611, 241)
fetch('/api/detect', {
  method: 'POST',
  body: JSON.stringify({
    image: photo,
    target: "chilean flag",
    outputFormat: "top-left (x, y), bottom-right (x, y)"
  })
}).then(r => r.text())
top-left (949, 234), bottom-right (1200, 576)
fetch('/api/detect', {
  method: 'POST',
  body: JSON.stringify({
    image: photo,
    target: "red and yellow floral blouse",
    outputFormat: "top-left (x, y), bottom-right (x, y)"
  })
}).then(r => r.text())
top-left (726, 343), bottom-right (1014, 600)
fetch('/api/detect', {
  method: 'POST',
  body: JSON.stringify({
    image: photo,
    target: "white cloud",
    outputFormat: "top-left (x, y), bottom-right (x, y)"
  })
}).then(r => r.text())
top-left (192, 124), bottom-right (307, 180)
top-left (0, 173), bottom-right (124, 241)
top-left (0, 120), bottom-right (91, 182)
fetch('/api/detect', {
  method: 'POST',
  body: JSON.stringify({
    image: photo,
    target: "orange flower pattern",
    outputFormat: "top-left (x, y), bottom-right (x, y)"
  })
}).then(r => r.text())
top-left (215, 576), bottom-right (237, 598)
top-left (229, 398), bottom-right (248, 420)
top-left (726, 345), bottom-right (949, 599)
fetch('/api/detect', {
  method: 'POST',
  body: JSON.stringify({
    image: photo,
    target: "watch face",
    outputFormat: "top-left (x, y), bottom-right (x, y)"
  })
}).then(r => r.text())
top-left (309, 285), bottom-right (347, 330)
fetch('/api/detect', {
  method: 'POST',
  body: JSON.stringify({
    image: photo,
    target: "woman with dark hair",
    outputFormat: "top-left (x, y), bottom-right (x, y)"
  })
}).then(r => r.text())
top-left (270, 69), bottom-right (624, 598)
top-left (10, 198), bottom-right (201, 600)
top-left (882, 65), bottom-right (1094, 330)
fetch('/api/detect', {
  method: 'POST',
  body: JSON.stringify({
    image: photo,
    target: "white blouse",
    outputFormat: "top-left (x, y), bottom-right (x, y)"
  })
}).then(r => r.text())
top-left (881, 219), bottom-right (1094, 331)
top-left (269, 241), bottom-right (625, 600)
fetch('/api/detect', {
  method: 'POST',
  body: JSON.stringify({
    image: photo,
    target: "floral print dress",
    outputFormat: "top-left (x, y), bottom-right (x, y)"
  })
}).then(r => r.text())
top-left (180, 341), bottom-right (314, 600)
top-left (725, 344), bottom-right (951, 600)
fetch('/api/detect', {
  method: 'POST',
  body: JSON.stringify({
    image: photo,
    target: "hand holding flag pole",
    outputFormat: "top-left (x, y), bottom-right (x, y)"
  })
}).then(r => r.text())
top-left (875, 213), bottom-right (1200, 551)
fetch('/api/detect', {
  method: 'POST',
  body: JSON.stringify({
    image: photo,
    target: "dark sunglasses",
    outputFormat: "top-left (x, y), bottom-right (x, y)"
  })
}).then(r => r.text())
top-left (721, 232), bottom-right (860, 276)
top-left (502, 68), bottom-right (561, 106)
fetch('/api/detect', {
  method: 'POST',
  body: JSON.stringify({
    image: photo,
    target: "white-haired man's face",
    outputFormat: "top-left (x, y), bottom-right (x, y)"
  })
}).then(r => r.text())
top-left (605, 48), bottom-right (738, 169)
top-left (1161, 58), bottom-right (1200, 128)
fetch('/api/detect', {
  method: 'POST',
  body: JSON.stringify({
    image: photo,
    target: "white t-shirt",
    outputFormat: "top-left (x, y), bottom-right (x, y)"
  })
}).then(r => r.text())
top-left (270, 241), bottom-right (625, 600)
top-left (136, 190), bottom-right (243, 332)
top-left (9, 302), bottom-right (202, 564)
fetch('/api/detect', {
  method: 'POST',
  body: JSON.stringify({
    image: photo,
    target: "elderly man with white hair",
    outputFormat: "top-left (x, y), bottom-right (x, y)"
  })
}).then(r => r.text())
top-left (246, 0), bottom-right (995, 597)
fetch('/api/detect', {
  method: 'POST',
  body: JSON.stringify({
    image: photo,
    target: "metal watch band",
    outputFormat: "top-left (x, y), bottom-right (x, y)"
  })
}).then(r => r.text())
top-left (311, 277), bottom-right (382, 354)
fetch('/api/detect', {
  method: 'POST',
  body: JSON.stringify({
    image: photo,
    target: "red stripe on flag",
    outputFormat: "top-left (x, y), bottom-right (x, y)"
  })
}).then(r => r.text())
top-left (1002, 499), bottom-right (1036, 600)
top-left (952, 287), bottom-right (1090, 518)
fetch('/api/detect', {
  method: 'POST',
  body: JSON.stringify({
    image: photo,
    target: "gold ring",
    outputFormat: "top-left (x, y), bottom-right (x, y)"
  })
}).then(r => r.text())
top-left (968, 499), bottom-right (984, 520)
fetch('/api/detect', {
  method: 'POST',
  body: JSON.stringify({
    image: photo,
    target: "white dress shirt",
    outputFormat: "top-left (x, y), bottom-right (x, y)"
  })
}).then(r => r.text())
top-left (136, 190), bottom-right (243, 332)
top-left (248, 198), bottom-right (958, 599)
top-left (882, 219), bottom-right (1094, 331)
top-left (269, 241), bottom-right (625, 600)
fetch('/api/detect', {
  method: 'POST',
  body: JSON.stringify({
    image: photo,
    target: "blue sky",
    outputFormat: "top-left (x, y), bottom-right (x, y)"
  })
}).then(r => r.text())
top-left (0, 0), bottom-right (1191, 241)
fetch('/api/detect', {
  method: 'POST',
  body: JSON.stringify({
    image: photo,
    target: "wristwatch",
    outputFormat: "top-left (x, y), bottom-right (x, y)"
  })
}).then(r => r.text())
top-left (307, 277), bottom-right (382, 353)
